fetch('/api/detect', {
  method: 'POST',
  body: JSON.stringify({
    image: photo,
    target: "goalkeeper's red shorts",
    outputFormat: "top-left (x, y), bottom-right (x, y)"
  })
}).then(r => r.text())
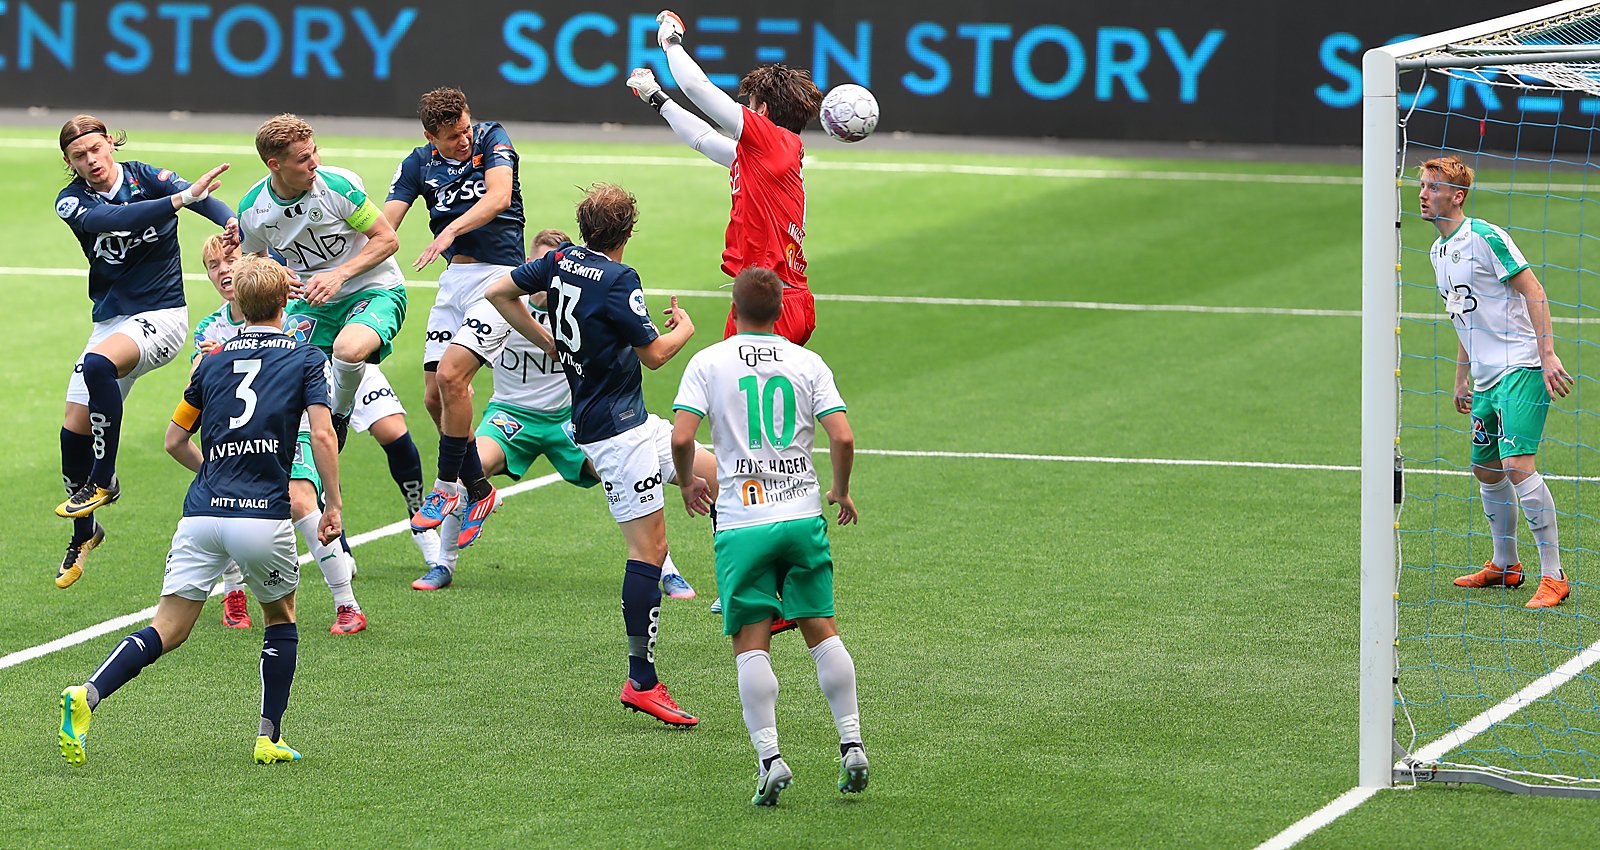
top-left (723, 287), bottom-right (815, 346)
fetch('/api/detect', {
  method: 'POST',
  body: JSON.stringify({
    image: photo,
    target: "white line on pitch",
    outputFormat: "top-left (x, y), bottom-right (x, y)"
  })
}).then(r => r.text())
top-left (1255, 787), bottom-right (1383, 850)
top-left (0, 472), bottom-right (563, 672)
top-left (0, 136), bottom-right (1360, 186)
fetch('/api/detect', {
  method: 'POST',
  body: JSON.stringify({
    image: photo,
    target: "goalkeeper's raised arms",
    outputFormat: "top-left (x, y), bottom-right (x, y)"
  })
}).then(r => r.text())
top-left (628, 68), bottom-right (671, 113)
top-left (656, 10), bottom-right (684, 48)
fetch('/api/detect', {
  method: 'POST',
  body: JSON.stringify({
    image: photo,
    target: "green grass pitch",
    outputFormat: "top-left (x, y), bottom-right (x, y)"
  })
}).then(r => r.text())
top-left (1, 126), bottom-right (1599, 847)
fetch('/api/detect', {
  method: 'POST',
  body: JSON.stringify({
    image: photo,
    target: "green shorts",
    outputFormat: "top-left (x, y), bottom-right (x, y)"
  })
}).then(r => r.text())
top-left (1471, 367), bottom-right (1551, 466)
top-left (286, 286), bottom-right (408, 363)
top-left (714, 516), bottom-right (835, 636)
top-left (475, 401), bottom-right (598, 486)
top-left (289, 431), bottom-right (323, 495)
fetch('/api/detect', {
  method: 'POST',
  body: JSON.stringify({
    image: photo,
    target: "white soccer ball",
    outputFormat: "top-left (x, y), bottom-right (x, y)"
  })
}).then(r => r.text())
top-left (820, 84), bottom-right (879, 143)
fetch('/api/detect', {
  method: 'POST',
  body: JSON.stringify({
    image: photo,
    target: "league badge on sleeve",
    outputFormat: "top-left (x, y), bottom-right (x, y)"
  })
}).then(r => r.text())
top-left (629, 289), bottom-right (649, 317)
top-left (56, 196), bottom-right (80, 219)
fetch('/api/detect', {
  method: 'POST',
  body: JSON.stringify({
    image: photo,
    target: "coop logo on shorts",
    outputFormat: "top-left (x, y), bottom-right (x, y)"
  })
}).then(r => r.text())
top-left (285, 315), bottom-right (317, 343)
top-left (1471, 415), bottom-right (1490, 445)
top-left (633, 472), bottom-right (663, 493)
top-left (629, 289), bottom-right (648, 317)
top-left (489, 410), bottom-right (523, 438)
top-left (56, 196), bottom-right (80, 219)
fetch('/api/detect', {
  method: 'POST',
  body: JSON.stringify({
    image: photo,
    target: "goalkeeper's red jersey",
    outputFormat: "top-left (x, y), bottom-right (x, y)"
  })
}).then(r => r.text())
top-left (724, 108), bottom-right (808, 290)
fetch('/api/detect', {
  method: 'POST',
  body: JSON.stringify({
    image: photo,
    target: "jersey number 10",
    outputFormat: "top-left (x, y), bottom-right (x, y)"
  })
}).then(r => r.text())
top-left (739, 375), bottom-right (796, 450)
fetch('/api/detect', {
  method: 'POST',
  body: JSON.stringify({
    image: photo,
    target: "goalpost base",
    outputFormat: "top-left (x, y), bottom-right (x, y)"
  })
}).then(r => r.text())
top-left (1395, 763), bottom-right (1600, 799)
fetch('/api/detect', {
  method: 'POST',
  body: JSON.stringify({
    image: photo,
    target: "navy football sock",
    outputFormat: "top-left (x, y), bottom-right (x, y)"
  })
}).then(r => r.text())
top-left (381, 432), bottom-right (427, 519)
top-left (80, 353), bottom-right (122, 487)
top-left (85, 625), bottom-right (163, 708)
top-left (61, 427), bottom-right (96, 541)
top-left (459, 444), bottom-right (492, 502)
top-left (623, 560), bottom-right (663, 690)
top-left (436, 433), bottom-right (469, 484)
top-left (259, 623), bottom-right (299, 742)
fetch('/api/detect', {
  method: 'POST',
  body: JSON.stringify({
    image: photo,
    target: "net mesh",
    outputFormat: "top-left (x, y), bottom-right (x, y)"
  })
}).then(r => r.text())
top-left (1396, 49), bottom-right (1600, 790)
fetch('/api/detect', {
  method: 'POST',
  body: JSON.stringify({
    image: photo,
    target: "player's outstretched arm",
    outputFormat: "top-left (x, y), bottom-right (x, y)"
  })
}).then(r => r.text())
top-left (1508, 268), bottom-right (1575, 399)
top-left (411, 166), bottom-right (513, 271)
top-left (671, 410), bottom-right (713, 516)
top-left (819, 411), bottom-right (857, 525)
top-left (628, 68), bottom-right (736, 167)
top-left (635, 295), bottom-right (695, 370)
top-left (487, 276), bottom-right (557, 357)
top-left (306, 404), bottom-right (343, 544)
top-left (657, 12), bottom-right (746, 139)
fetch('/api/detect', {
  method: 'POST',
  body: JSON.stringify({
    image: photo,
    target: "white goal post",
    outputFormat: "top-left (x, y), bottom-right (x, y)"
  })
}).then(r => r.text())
top-left (1362, 0), bottom-right (1600, 797)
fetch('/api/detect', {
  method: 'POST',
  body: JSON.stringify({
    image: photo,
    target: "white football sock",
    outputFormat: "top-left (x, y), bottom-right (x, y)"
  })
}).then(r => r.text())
top-left (736, 649), bottom-right (780, 761)
top-left (1513, 473), bottom-right (1564, 579)
top-left (1479, 476), bottom-right (1520, 568)
top-left (330, 358), bottom-right (365, 417)
top-left (439, 508), bottom-right (462, 569)
top-left (809, 635), bottom-right (862, 744)
top-left (412, 528), bottom-right (441, 565)
top-left (661, 551), bottom-right (681, 578)
top-left (221, 560), bottom-right (246, 595)
top-left (295, 512), bottom-right (357, 608)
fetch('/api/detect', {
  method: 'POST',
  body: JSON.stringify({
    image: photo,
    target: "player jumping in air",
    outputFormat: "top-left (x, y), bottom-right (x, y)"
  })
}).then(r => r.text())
top-left (237, 114), bottom-right (407, 452)
top-left (1421, 155), bottom-right (1575, 608)
top-left (385, 88), bottom-right (525, 552)
top-left (486, 185), bottom-right (718, 726)
top-left (192, 235), bottom-right (369, 634)
top-left (671, 266), bottom-right (867, 805)
top-left (52, 114), bottom-right (238, 588)
top-left (58, 256), bottom-right (341, 767)
top-left (627, 9), bottom-right (824, 346)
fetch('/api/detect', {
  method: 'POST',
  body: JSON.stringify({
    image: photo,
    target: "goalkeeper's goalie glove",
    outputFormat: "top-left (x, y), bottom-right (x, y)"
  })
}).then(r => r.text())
top-left (628, 67), bottom-right (672, 113)
top-left (656, 10), bottom-right (684, 49)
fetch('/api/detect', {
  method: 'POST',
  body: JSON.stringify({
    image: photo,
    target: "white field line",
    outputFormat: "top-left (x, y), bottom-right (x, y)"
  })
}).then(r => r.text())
top-left (1255, 787), bottom-right (1383, 850)
top-left (0, 136), bottom-right (1360, 186)
top-left (0, 472), bottom-right (563, 671)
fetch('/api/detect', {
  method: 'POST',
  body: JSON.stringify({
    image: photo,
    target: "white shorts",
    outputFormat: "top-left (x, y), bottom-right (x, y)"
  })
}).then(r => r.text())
top-left (350, 363), bottom-right (406, 432)
top-left (65, 306), bottom-right (188, 406)
top-left (449, 298), bottom-right (517, 365)
top-left (425, 262), bottom-right (517, 366)
top-left (579, 414), bottom-right (688, 523)
top-left (162, 516), bottom-right (299, 603)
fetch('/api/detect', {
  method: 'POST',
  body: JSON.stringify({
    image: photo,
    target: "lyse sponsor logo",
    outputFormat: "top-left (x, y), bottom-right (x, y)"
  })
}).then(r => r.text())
top-left (91, 226), bottom-right (161, 264)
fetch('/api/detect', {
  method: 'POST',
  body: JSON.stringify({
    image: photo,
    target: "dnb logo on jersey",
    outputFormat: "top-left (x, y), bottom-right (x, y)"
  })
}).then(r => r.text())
top-left (286, 315), bottom-right (317, 343)
top-left (489, 411), bottom-right (524, 438)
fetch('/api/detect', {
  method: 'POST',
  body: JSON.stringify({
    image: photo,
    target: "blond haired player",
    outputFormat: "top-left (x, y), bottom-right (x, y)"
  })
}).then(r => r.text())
top-left (1421, 155), bottom-right (1574, 607)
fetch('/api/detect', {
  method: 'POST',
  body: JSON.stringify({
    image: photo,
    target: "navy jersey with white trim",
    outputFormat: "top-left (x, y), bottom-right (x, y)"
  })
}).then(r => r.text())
top-left (180, 328), bottom-right (329, 520)
top-left (386, 122), bottom-right (524, 266)
top-left (55, 161), bottom-right (234, 322)
top-left (510, 243), bottom-right (659, 444)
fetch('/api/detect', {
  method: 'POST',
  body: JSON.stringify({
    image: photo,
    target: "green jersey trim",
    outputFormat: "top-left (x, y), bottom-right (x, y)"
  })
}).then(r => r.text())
top-left (735, 331), bottom-right (783, 338)
top-left (319, 169), bottom-right (368, 206)
top-left (672, 404), bottom-right (706, 417)
top-left (238, 179), bottom-right (268, 211)
top-left (1440, 218), bottom-right (1467, 241)
top-left (1470, 219), bottom-right (1530, 281)
top-left (266, 180), bottom-right (306, 207)
top-left (816, 405), bottom-right (847, 418)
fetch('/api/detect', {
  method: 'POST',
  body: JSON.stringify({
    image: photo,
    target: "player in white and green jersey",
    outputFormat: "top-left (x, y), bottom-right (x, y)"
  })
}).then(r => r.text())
top-left (670, 266), bottom-right (867, 805)
top-left (239, 114), bottom-right (407, 448)
top-left (1421, 155), bottom-right (1575, 609)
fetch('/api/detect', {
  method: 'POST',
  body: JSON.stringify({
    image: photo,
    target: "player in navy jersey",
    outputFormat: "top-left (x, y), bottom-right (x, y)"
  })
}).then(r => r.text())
top-left (58, 256), bottom-right (341, 767)
top-left (486, 184), bottom-right (719, 726)
top-left (52, 114), bottom-right (239, 590)
top-left (385, 87), bottom-right (527, 550)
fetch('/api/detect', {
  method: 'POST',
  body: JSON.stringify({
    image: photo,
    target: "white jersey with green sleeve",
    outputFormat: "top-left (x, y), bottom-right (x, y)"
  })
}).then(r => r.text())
top-left (1430, 217), bottom-right (1540, 391)
top-left (237, 165), bottom-right (404, 299)
top-left (490, 302), bottom-right (573, 412)
top-left (672, 332), bottom-right (847, 531)
top-left (190, 301), bottom-right (246, 366)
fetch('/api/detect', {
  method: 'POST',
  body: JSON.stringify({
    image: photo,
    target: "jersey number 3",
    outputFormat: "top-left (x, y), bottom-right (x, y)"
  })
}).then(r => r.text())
top-left (230, 359), bottom-right (262, 428)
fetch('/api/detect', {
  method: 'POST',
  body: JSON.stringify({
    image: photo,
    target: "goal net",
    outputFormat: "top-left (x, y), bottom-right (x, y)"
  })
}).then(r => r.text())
top-left (1365, 1), bottom-right (1600, 797)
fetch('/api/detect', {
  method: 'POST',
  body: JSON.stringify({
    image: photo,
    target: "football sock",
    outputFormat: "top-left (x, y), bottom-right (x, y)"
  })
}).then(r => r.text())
top-left (436, 434), bottom-right (470, 484)
top-left (412, 529), bottom-right (442, 564)
top-left (661, 552), bottom-right (682, 579)
top-left (1479, 476), bottom-right (1520, 568)
top-left (382, 432), bottom-right (427, 520)
top-left (221, 560), bottom-right (246, 595)
top-left (80, 353), bottom-right (122, 487)
top-left (85, 625), bottom-right (163, 709)
top-left (622, 559), bottom-right (662, 690)
top-left (330, 358), bottom-right (364, 417)
top-left (295, 513), bottom-right (357, 609)
top-left (60, 427), bottom-right (96, 542)
top-left (1513, 473), bottom-right (1564, 579)
top-left (809, 636), bottom-right (862, 745)
top-left (259, 623), bottom-right (298, 743)
top-left (736, 650), bottom-right (781, 763)
top-left (439, 510), bottom-right (461, 569)
top-left (459, 444), bottom-right (493, 503)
